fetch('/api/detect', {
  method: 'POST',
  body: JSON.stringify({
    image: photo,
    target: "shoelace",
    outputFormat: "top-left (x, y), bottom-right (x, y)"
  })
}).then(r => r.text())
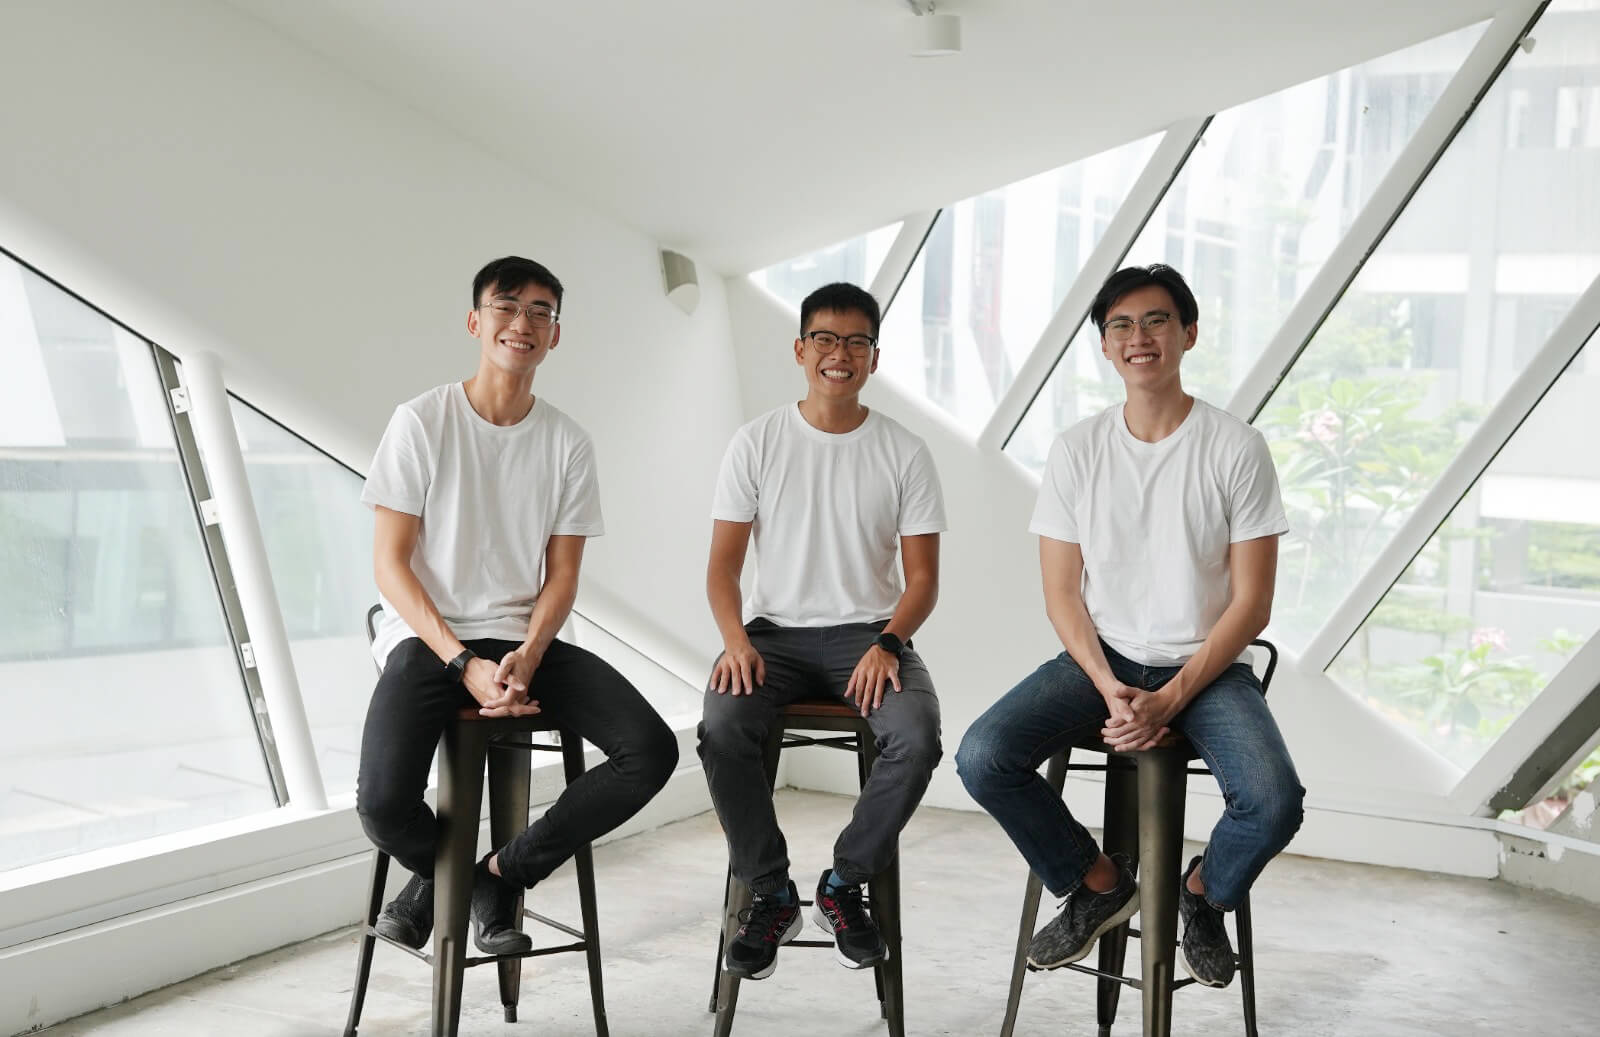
top-left (820, 885), bottom-right (869, 933)
top-left (737, 894), bottom-right (792, 943)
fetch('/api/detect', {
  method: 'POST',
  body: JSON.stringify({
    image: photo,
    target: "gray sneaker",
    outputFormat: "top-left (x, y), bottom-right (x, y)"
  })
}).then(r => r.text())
top-left (1179, 855), bottom-right (1236, 988)
top-left (1027, 854), bottom-right (1139, 970)
top-left (374, 871), bottom-right (433, 949)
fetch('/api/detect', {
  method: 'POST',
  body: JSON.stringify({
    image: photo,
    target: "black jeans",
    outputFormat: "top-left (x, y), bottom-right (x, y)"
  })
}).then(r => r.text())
top-left (698, 619), bottom-right (942, 893)
top-left (356, 636), bottom-right (678, 889)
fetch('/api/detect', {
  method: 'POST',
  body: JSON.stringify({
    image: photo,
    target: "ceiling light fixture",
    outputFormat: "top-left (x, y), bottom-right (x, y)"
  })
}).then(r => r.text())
top-left (905, 0), bottom-right (961, 57)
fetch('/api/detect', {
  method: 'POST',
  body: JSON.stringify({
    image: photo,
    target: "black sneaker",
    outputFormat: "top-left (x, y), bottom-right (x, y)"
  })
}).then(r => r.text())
top-left (471, 857), bottom-right (532, 956)
top-left (725, 881), bottom-right (803, 980)
top-left (1027, 853), bottom-right (1139, 970)
top-left (811, 870), bottom-right (887, 969)
top-left (1179, 855), bottom-right (1236, 988)
top-left (374, 872), bottom-right (433, 949)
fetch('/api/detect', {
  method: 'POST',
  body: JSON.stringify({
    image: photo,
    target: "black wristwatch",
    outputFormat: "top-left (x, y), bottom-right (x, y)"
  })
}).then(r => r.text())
top-left (873, 632), bottom-right (904, 658)
top-left (446, 648), bottom-right (477, 682)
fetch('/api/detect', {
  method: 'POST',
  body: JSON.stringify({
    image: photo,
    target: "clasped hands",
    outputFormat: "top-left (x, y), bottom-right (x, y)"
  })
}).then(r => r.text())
top-left (1099, 681), bottom-right (1178, 752)
top-left (466, 645), bottom-right (543, 717)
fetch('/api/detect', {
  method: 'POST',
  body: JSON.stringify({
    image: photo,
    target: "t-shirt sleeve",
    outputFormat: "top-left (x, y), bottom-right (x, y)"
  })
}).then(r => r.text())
top-left (552, 432), bottom-right (605, 537)
top-left (898, 442), bottom-right (948, 536)
top-left (361, 405), bottom-right (429, 516)
top-left (1028, 435), bottom-right (1080, 543)
top-left (1228, 429), bottom-right (1290, 542)
top-left (710, 429), bottom-right (759, 523)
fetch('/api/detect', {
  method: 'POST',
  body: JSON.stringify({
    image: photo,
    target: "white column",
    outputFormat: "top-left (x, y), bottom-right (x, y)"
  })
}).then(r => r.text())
top-left (184, 351), bottom-right (328, 811)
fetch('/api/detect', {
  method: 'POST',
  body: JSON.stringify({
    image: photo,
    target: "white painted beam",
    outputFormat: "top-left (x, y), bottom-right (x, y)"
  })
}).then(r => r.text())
top-left (980, 119), bottom-right (1209, 452)
top-left (870, 210), bottom-right (939, 311)
top-left (1223, 2), bottom-right (1546, 423)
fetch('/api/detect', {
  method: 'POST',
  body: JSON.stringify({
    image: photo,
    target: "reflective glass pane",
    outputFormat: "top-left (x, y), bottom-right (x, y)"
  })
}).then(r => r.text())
top-left (879, 135), bottom-right (1160, 436)
top-left (231, 399), bottom-right (377, 799)
top-left (1007, 21), bottom-right (1485, 473)
top-left (1500, 746), bottom-right (1600, 832)
top-left (750, 223), bottom-right (902, 311)
top-left (0, 254), bottom-right (272, 871)
top-left (1261, 1), bottom-right (1600, 649)
top-left (1329, 335), bottom-right (1600, 773)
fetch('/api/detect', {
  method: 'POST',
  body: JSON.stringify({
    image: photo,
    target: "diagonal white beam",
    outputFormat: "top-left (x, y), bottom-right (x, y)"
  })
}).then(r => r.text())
top-left (871, 210), bottom-right (939, 313)
top-left (1300, 272), bottom-right (1600, 674)
top-left (1223, 1), bottom-right (1546, 423)
top-left (980, 118), bottom-right (1209, 452)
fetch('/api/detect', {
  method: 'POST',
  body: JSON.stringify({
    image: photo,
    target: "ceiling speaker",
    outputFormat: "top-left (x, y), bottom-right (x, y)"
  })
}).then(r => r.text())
top-left (661, 249), bottom-right (700, 315)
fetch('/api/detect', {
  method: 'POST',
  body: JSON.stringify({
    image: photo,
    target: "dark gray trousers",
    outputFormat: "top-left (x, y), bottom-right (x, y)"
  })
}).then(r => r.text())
top-left (697, 618), bottom-right (942, 893)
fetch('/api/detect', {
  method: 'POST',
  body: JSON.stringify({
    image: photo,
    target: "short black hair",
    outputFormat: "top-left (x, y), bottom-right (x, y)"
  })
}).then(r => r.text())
top-left (472, 256), bottom-right (564, 312)
top-left (799, 282), bottom-right (881, 340)
top-left (1090, 264), bottom-right (1198, 333)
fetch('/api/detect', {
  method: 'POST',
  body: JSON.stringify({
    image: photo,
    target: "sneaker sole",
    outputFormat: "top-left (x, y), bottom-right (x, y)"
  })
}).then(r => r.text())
top-left (1027, 889), bottom-right (1141, 971)
top-left (724, 909), bottom-right (804, 981)
top-left (1180, 941), bottom-right (1234, 988)
top-left (809, 905), bottom-right (887, 970)
top-left (373, 918), bottom-right (429, 950)
top-left (473, 919), bottom-right (533, 957)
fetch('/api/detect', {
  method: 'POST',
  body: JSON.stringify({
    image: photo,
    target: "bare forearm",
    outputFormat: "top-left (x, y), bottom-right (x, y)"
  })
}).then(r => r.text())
top-left (1163, 598), bottom-right (1270, 709)
top-left (1045, 594), bottom-right (1119, 694)
top-left (523, 572), bottom-right (578, 656)
top-left (375, 557), bottom-right (464, 665)
top-left (882, 575), bottom-right (937, 642)
top-left (707, 569), bottom-right (750, 648)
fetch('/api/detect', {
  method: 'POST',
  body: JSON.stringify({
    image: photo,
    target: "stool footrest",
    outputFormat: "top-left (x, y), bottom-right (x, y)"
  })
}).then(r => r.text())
top-left (524, 908), bottom-right (586, 941)
top-left (464, 940), bottom-right (587, 968)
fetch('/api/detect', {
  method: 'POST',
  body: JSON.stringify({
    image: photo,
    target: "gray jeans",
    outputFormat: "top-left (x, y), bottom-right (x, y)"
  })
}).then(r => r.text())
top-left (697, 618), bottom-right (942, 893)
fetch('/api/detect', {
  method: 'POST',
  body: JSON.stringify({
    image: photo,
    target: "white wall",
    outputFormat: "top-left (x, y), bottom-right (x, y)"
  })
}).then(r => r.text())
top-left (725, 275), bottom-right (1491, 871)
top-left (0, 0), bottom-right (737, 667)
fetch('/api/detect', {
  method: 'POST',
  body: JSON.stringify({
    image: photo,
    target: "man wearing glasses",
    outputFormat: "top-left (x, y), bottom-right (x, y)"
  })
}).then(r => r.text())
top-left (957, 264), bottom-right (1303, 989)
top-left (700, 281), bottom-right (946, 980)
top-left (357, 256), bottom-right (677, 955)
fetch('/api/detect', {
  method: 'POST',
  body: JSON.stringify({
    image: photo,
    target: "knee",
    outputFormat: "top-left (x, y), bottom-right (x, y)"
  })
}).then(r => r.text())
top-left (696, 708), bottom-right (765, 763)
top-left (617, 716), bottom-right (679, 790)
top-left (954, 723), bottom-right (1012, 801)
top-left (882, 724), bottom-right (942, 777)
top-left (356, 783), bottom-right (413, 844)
top-left (1236, 777), bottom-right (1305, 840)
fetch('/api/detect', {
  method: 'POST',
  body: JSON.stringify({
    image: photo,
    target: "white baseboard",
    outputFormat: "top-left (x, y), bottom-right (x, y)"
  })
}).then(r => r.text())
top-left (0, 760), bottom-right (712, 1037)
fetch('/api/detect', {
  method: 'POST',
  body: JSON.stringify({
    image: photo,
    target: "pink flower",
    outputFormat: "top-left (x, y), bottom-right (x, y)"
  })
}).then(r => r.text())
top-left (1470, 627), bottom-right (1508, 652)
top-left (1304, 409), bottom-right (1341, 445)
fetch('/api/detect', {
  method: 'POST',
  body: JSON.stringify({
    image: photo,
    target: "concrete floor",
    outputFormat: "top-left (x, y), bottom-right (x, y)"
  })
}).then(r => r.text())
top-left (43, 790), bottom-right (1596, 1036)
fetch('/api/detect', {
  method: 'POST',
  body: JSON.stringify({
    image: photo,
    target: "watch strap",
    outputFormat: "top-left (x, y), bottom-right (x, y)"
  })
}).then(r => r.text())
top-left (873, 632), bottom-right (904, 658)
top-left (447, 648), bottom-right (477, 681)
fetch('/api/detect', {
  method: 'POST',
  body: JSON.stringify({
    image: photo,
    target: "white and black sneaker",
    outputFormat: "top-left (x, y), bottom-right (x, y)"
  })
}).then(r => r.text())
top-left (1179, 855), bottom-right (1236, 988)
top-left (725, 880), bottom-right (803, 980)
top-left (1027, 853), bottom-right (1139, 970)
top-left (812, 870), bottom-right (887, 969)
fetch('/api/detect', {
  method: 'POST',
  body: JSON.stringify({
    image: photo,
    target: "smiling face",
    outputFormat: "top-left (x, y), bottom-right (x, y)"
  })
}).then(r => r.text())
top-left (1100, 284), bottom-right (1197, 393)
top-left (795, 306), bottom-right (878, 401)
top-left (466, 280), bottom-right (561, 377)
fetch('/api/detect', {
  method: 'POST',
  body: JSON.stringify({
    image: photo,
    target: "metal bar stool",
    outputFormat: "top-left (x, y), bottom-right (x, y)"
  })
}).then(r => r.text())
top-left (999, 639), bottom-right (1278, 1037)
top-left (344, 605), bottom-right (609, 1037)
top-left (706, 699), bottom-right (906, 1037)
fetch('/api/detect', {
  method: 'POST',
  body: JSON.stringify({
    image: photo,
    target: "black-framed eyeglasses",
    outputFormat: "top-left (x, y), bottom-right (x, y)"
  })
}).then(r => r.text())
top-left (804, 330), bottom-right (877, 356)
top-left (1103, 312), bottom-right (1176, 341)
top-left (479, 300), bottom-right (559, 327)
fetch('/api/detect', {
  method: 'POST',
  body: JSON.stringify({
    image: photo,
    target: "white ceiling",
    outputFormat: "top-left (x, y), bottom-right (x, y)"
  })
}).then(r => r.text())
top-left (225, 0), bottom-right (1505, 275)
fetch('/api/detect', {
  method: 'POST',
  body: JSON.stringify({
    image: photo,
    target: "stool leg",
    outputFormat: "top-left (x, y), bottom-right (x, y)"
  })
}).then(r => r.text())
top-left (1097, 758), bottom-right (1139, 1037)
top-left (1237, 893), bottom-right (1258, 1037)
top-left (488, 742), bottom-right (532, 1023)
top-left (560, 734), bottom-right (610, 1037)
top-left (1136, 748), bottom-right (1187, 1037)
top-left (432, 722), bottom-right (489, 1037)
top-left (712, 869), bottom-right (750, 1037)
top-left (999, 752), bottom-right (1066, 1037)
top-left (342, 850), bottom-right (389, 1037)
top-left (858, 732), bottom-right (888, 1016)
top-left (875, 851), bottom-right (906, 1037)
top-left (708, 864), bottom-right (733, 1013)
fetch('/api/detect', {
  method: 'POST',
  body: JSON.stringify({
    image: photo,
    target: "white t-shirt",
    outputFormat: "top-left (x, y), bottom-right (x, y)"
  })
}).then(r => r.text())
top-left (712, 404), bottom-right (947, 627)
top-left (361, 383), bottom-right (604, 664)
top-left (1029, 399), bottom-right (1288, 667)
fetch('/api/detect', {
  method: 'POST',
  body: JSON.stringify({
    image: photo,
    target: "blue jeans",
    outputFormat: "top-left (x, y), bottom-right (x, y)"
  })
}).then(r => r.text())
top-left (956, 644), bottom-right (1303, 909)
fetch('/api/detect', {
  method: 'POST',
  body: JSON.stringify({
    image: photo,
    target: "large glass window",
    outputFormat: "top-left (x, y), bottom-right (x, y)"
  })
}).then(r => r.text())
top-left (1006, 22), bottom-right (1486, 473)
top-left (878, 136), bottom-right (1160, 436)
top-left (230, 399), bottom-right (376, 800)
top-left (1329, 334), bottom-right (1600, 775)
top-left (0, 254), bottom-right (273, 871)
top-left (750, 223), bottom-right (902, 312)
top-left (1258, 1), bottom-right (1600, 649)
